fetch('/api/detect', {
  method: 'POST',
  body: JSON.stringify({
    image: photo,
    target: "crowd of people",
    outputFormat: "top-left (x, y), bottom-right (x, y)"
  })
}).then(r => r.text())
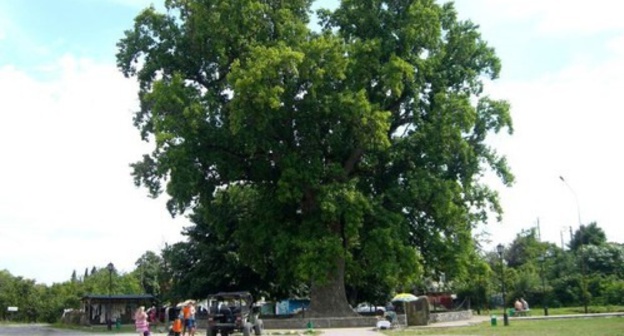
top-left (133, 301), bottom-right (197, 336)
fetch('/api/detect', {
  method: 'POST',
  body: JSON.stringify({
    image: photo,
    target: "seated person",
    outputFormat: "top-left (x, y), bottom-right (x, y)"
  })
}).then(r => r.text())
top-left (383, 307), bottom-right (398, 328)
top-left (514, 298), bottom-right (525, 316)
top-left (520, 297), bottom-right (530, 315)
top-left (218, 303), bottom-right (233, 322)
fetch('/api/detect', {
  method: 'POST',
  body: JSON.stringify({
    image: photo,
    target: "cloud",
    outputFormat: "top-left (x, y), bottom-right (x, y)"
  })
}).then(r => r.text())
top-left (481, 48), bottom-right (624, 247)
top-left (456, 0), bottom-right (624, 37)
top-left (607, 34), bottom-right (624, 55)
top-left (0, 55), bottom-right (187, 284)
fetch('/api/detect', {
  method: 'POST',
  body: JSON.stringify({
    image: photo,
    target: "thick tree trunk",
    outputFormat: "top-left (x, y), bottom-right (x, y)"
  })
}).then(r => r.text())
top-left (307, 256), bottom-right (358, 317)
top-left (302, 189), bottom-right (357, 317)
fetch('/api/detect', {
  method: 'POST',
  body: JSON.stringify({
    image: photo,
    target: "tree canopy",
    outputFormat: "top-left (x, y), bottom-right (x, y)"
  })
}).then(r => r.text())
top-left (570, 222), bottom-right (607, 251)
top-left (117, 0), bottom-right (512, 316)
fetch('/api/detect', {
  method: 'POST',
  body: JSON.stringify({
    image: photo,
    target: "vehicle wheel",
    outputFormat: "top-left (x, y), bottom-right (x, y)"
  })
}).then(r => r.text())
top-left (376, 309), bottom-right (384, 315)
top-left (243, 322), bottom-right (253, 336)
top-left (253, 319), bottom-right (263, 335)
top-left (220, 330), bottom-right (229, 336)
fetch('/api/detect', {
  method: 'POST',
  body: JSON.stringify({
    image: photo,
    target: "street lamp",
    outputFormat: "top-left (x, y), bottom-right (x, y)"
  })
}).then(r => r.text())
top-left (559, 176), bottom-right (589, 314)
top-left (496, 244), bottom-right (509, 326)
top-left (107, 262), bottom-right (114, 331)
top-left (537, 254), bottom-right (548, 316)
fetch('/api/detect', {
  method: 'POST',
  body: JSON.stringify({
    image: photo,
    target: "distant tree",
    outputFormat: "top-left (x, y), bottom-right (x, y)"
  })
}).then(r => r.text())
top-left (84, 268), bottom-right (89, 280)
top-left (582, 243), bottom-right (624, 278)
top-left (134, 251), bottom-right (163, 296)
top-left (456, 254), bottom-right (493, 314)
top-left (71, 270), bottom-right (77, 283)
top-left (90, 266), bottom-right (97, 276)
top-left (569, 222), bottom-right (607, 251)
top-left (506, 228), bottom-right (550, 268)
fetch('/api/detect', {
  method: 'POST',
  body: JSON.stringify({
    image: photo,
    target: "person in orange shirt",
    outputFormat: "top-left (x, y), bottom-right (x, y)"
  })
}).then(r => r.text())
top-left (182, 303), bottom-right (191, 335)
top-left (170, 315), bottom-right (183, 336)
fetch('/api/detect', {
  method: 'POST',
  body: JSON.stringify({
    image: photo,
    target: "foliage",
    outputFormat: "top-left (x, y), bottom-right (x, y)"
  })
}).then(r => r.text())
top-left (0, 266), bottom-right (142, 323)
top-left (455, 255), bottom-right (494, 313)
top-left (116, 0), bottom-right (512, 315)
top-left (382, 317), bottom-right (624, 335)
top-left (134, 250), bottom-right (163, 298)
top-left (602, 279), bottom-right (624, 305)
top-left (504, 228), bottom-right (549, 268)
top-left (582, 243), bottom-right (624, 277)
top-left (569, 222), bottom-right (607, 251)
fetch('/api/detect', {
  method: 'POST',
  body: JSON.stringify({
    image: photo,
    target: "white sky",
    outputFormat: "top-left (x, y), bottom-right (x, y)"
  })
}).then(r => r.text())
top-left (1, 0), bottom-right (623, 284)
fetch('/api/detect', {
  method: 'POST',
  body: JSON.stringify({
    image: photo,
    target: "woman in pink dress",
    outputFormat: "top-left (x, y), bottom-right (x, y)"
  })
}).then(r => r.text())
top-left (134, 306), bottom-right (150, 336)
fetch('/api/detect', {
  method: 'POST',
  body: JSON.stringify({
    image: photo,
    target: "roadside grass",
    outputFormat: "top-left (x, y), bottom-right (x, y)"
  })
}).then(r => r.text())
top-left (545, 306), bottom-right (624, 315)
top-left (382, 316), bottom-right (624, 336)
top-left (475, 305), bottom-right (624, 317)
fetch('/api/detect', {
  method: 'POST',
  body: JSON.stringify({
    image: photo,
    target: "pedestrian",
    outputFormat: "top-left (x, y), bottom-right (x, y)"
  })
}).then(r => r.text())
top-left (170, 314), bottom-right (183, 336)
top-left (135, 306), bottom-right (150, 336)
top-left (186, 302), bottom-right (196, 336)
top-left (182, 302), bottom-right (191, 335)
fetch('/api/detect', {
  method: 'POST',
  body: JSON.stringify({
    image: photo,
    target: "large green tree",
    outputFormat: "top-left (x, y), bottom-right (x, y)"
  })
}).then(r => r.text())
top-left (117, 0), bottom-right (512, 316)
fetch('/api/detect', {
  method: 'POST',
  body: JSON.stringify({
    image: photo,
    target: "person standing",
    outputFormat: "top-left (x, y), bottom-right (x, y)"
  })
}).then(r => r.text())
top-left (186, 302), bottom-right (196, 336)
top-left (181, 302), bottom-right (191, 336)
top-left (135, 306), bottom-right (150, 336)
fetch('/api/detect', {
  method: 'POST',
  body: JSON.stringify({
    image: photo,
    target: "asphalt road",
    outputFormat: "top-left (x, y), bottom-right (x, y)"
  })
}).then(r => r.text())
top-left (0, 324), bottom-right (91, 335)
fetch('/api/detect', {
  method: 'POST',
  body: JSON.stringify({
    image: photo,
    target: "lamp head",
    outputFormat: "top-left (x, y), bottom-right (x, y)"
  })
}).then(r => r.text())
top-left (496, 243), bottom-right (504, 257)
top-left (107, 262), bottom-right (114, 272)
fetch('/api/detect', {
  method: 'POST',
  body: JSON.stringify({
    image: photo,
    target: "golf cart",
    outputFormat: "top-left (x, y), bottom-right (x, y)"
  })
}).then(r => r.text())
top-left (206, 291), bottom-right (263, 336)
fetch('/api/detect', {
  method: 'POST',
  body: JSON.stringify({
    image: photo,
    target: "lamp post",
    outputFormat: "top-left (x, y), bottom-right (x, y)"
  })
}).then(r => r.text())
top-left (496, 244), bottom-right (509, 326)
top-left (537, 254), bottom-right (548, 316)
top-left (107, 262), bottom-right (114, 331)
top-left (559, 176), bottom-right (589, 314)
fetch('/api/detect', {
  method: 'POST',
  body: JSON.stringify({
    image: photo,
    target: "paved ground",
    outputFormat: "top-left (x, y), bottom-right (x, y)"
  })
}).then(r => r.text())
top-left (0, 324), bottom-right (89, 335)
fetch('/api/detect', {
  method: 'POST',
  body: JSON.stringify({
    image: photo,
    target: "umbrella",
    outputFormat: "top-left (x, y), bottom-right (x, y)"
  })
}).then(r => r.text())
top-left (391, 293), bottom-right (419, 327)
top-left (391, 293), bottom-right (418, 302)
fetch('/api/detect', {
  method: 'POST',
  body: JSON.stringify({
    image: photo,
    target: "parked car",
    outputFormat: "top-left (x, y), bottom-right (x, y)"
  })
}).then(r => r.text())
top-left (354, 302), bottom-right (385, 315)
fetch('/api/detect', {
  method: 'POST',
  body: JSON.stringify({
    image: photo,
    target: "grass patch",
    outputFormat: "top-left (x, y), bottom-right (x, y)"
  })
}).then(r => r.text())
top-left (545, 306), bottom-right (624, 315)
top-left (475, 305), bottom-right (624, 317)
top-left (382, 317), bottom-right (624, 336)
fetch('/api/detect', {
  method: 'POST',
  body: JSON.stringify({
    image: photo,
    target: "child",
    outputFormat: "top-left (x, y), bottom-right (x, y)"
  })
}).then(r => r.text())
top-left (169, 315), bottom-right (183, 336)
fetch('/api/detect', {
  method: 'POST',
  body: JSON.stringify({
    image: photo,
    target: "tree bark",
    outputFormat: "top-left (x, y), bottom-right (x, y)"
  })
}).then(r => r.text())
top-left (307, 256), bottom-right (358, 317)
